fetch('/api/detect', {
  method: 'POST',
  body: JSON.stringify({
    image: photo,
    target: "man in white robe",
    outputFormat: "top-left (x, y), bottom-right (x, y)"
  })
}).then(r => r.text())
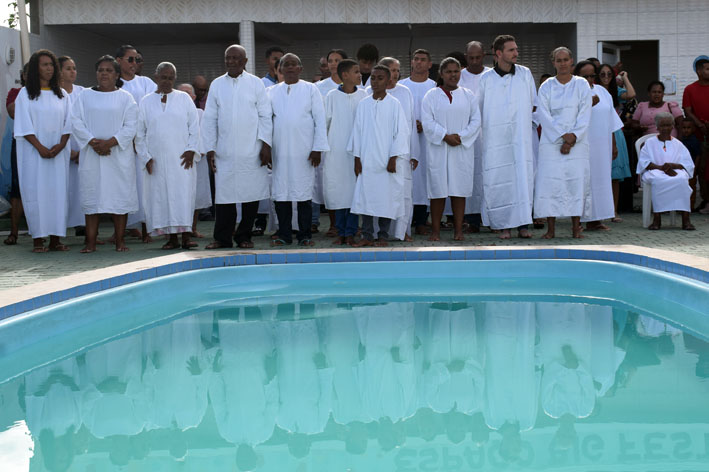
top-left (349, 65), bottom-right (409, 246)
top-left (478, 35), bottom-right (537, 239)
top-left (581, 74), bottom-right (624, 229)
top-left (323, 59), bottom-right (367, 246)
top-left (459, 41), bottom-right (492, 232)
top-left (136, 63), bottom-right (201, 249)
top-left (400, 49), bottom-right (436, 235)
top-left (115, 45), bottom-right (156, 241)
top-left (637, 112), bottom-right (696, 230)
top-left (269, 53), bottom-right (329, 246)
top-left (202, 44), bottom-right (273, 249)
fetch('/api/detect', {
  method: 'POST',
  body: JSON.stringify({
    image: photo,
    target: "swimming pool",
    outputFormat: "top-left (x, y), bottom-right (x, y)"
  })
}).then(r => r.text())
top-left (1, 258), bottom-right (708, 470)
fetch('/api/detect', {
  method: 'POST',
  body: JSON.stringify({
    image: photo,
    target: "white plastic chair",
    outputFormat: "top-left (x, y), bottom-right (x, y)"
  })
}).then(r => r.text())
top-left (635, 133), bottom-right (676, 228)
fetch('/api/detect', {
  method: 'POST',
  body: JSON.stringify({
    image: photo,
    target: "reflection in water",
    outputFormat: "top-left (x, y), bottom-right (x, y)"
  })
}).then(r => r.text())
top-left (1, 301), bottom-right (709, 470)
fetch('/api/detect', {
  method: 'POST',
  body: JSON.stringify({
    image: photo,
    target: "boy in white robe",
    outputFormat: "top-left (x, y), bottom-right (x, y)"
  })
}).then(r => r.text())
top-left (637, 112), bottom-right (696, 230)
top-left (136, 63), bottom-right (201, 249)
top-left (323, 59), bottom-right (367, 246)
top-left (349, 65), bottom-right (409, 247)
top-left (269, 53), bottom-right (329, 246)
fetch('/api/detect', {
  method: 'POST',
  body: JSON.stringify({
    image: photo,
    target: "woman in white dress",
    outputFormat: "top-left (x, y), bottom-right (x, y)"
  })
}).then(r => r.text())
top-left (534, 47), bottom-right (592, 239)
top-left (13, 49), bottom-right (72, 253)
top-left (421, 57), bottom-right (481, 242)
top-left (72, 55), bottom-right (139, 252)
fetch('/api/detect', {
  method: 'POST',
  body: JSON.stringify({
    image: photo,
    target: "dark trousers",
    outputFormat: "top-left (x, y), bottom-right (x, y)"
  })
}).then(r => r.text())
top-left (361, 215), bottom-right (391, 241)
top-left (335, 208), bottom-right (359, 237)
top-left (412, 204), bottom-right (428, 227)
top-left (275, 200), bottom-right (312, 243)
top-left (464, 213), bottom-right (482, 230)
top-left (213, 201), bottom-right (258, 246)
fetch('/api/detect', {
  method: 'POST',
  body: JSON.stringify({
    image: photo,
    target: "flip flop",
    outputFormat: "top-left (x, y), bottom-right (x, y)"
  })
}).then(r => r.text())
top-left (298, 239), bottom-right (315, 247)
top-left (162, 242), bottom-right (180, 250)
top-left (238, 241), bottom-right (255, 249)
top-left (48, 244), bottom-right (70, 252)
top-left (271, 239), bottom-right (291, 247)
top-left (3, 234), bottom-right (18, 245)
top-left (205, 241), bottom-right (232, 250)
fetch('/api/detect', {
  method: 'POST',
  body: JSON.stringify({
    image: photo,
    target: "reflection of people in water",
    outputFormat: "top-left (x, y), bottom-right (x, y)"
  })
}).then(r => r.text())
top-left (236, 443), bottom-right (258, 471)
top-left (38, 428), bottom-right (76, 472)
top-left (684, 332), bottom-right (709, 379)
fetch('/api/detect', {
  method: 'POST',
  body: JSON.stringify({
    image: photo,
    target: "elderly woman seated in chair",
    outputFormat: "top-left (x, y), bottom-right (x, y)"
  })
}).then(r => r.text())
top-left (636, 112), bottom-right (695, 230)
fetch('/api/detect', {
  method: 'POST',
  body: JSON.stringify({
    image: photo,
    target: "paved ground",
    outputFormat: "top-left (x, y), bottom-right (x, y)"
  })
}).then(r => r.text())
top-left (1, 205), bottom-right (707, 292)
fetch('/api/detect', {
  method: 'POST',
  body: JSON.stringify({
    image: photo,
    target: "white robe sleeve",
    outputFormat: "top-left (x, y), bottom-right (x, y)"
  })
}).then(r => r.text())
top-left (13, 89), bottom-right (34, 137)
top-left (61, 93), bottom-right (72, 136)
top-left (201, 85), bottom-right (218, 154)
top-left (535, 84), bottom-right (565, 143)
top-left (135, 100), bottom-right (152, 167)
top-left (115, 95), bottom-right (139, 151)
top-left (569, 83), bottom-right (593, 141)
top-left (422, 90), bottom-right (447, 145)
top-left (71, 93), bottom-right (93, 149)
top-left (636, 139), bottom-right (653, 174)
top-left (184, 96), bottom-right (201, 155)
top-left (256, 80), bottom-right (273, 147)
top-left (407, 93), bottom-right (420, 161)
top-left (458, 90), bottom-right (481, 149)
top-left (310, 84), bottom-right (330, 153)
top-left (390, 100), bottom-right (410, 158)
top-left (348, 102), bottom-right (364, 158)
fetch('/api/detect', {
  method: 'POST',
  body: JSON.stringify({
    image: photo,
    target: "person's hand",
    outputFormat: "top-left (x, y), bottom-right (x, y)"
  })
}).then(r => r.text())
top-left (70, 150), bottom-right (79, 163)
top-left (664, 168), bottom-right (677, 177)
top-left (207, 151), bottom-right (216, 173)
top-left (618, 71), bottom-right (628, 81)
top-left (48, 143), bottom-right (66, 157)
top-left (186, 356), bottom-right (202, 375)
top-left (354, 157), bottom-right (362, 176)
top-left (416, 120), bottom-right (423, 134)
top-left (180, 150), bottom-right (195, 170)
top-left (259, 142), bottom-right (272, 168)
top-left (36, 143), bottom-right (53, 158)
top-left (560, 142), bottom-right (572, 155)
top-left (145, 159), bottom-right (154, 175)
top-left (308, 151), bottom-right (321, 167)
top-left (411, 159), bottom-right (419, 171)
top-left (387, 156), bottom-right (397, 173)
top-left (612, 145), bottom-right (618, 160)
top-left (443, 134), bottom-right (462, 147)
top-left (699, 122), bottom-right (708, 136)
top-left (592, 95), bottom-right (600, 106)
top-left (562, 133), bottom-right (577, 147)
top-left (91, 139), bottom-right (113, 156)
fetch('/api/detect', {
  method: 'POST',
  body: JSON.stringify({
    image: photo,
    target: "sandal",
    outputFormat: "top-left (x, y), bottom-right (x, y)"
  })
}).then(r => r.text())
top-left (611, 217), bottom-right (623, 223)
top-left (48, 244), bottom-right (70, 252)
top-left (252, 227), bottom-right (265, 236)
top-left (238, 241), bottom-right (255, 249)
top-left (32, 245), bottom-right (48, 253)
top-left (205, 241), bottom-right (232, 250)
top-left (647, 223), bottom-right (661, 230)
top-left (682, 223), bottom-right (696, 231)
top-left (298, 239), bottom-right (315, 247)
top-left (325, 226), bottom-right (338, 237)
top-left (3, 234), bottom-right (18, 245)
top-left (182, 241), bottom-right (199, 249)
top-left (310, 224), bottom-right (320, 234)
top-left (271, 239), bottom-right (291, 247)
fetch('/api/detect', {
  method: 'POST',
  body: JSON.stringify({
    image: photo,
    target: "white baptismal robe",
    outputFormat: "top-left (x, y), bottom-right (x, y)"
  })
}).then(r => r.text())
top-left (322, 87), bottom-right (368, 210)
top-left (422, 86), bottom-right (481, 199)
top-left (588, 305), bottom-right (625, 397)
top-left (313, 77), bottom-right (341, 205)
top-left (13, 88), bottom-right (72, 238)
top-left (270, 80), bottom-right (329, 202)
top-left (349, 94), bottom-right (409, 219)
top-left (478, 65), bottom-right (536, 229)
top-left (534, 76), bottom-right (593, 218)
top-left (136, 91), bottom-right (201, 235)
top-left (72, 88), bottom-right (139, 215)
top-left (24, 359), bottom-right (82, 437)
top-left (65, 85), bottom-right (86, 228)
top-left (582, 85), bottom-right (624, 222)
top-left (194, 108), bottom-right (212, 210)
top-left (400, 77), bottom-right (437, 206)
top-left (122, 75), bottom-right (156, 227)
top-left (459, 67), bottom-right (491, 213)
top-left (637, 137), bottom-right (694, 213)
top-left (202, 71), bottom-right (273, 204)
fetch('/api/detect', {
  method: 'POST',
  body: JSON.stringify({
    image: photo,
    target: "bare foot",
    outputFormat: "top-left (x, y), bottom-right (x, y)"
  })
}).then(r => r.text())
top-left (32, 245), bottom-right (48, 253)
top-left (541, 231), bottom-right (555, 239)
top-left (415, 225), bottom-right (430, 235)
top-left (108, 233), bottom-right (117, 244)
top-left (345, 236), bottom-right (356, 246)
top-left (373, 239), bottom-right (388, 247)
top-left (453, 231), bottom-right (465, 241)
top-left (572, 226), bottom-right (584, 239)
top-left (142, 234), bottom-right (153, 243)
top-left (353, 239), bottom-right (373, 247)
top-left (332, 236), bottom-right (345, 245)
top-left (127, 229), bottom-right (141, 238)
top-left (116, 244), bottom-right (130, 252)
top-left (404, 233), bottom-right (413, 242)
top-left (80, 246), bottom-right (96, 253)
top-left (191, 231), bottom-right (205, 238)
top-left (499, 229), bottom-right (511, 240)
top-left (518, 229), bottom-right (532, 239)
top-left (428, 232), bottom-right (441, 242)
top-left (96, 238), bottom-right (106, 245)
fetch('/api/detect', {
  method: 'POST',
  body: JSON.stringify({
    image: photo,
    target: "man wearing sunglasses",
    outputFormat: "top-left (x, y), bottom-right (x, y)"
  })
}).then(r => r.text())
top-left (116, 44), bottom-right (157, 242)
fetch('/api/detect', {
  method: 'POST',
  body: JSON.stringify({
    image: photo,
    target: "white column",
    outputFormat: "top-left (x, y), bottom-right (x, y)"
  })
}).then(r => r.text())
top-left (240, 20), bottom-right (255, 75)
top-left (17, 0), bottom-right (31, 64)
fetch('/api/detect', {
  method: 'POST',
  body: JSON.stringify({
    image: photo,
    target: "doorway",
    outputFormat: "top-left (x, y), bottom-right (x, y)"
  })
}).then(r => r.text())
top-left (597, 40), bottom-right (660, 101)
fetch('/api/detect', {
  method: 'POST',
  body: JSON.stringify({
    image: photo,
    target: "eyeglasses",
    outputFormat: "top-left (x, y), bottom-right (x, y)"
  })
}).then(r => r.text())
top-left (599, 72), bottom-right (613, 77)
top-left (124, 56), bottom-right (143, 63)
top-left (581, 74), bottom-right (596, 79)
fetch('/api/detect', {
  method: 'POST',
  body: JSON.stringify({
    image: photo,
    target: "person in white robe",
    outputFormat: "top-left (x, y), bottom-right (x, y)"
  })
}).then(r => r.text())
top-left (269, 53), bottom-right (329, 246)
top-left (71, 55), bottom-right (139, 253)
top-left (377, 57), bottom-right (420, 242)
top-left (577, 62), bottom-right (624, 230)
top-left (59, 56), bottom-right (87, 231)
top-left (534, 47), bottom-right (592, 239)
top-left (202, 45), bottom-right (273, 249)
top-left (13, 50), bottom-right (72, 252)
top-left (637, 112), bottom-right (696, 230)
top-left (136, 62), bottom-right (200, 250)
top-left (349, 65), bottom-right (409, 246)
top-left (116, 45), bottom-right (156, 241)
top-left (422, 57), bottom-right (481, 242)
top-left (323, 59), bottom-right (367, 246)
top-left (400, 49), bottom-right (436, 234)
top-left (459, 41), bottom-right (492, 232)
top-left (478, 35), bottom-right (537, 240)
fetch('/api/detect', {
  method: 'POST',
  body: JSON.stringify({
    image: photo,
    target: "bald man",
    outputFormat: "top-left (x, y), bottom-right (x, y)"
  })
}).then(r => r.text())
top-left (192, 75), bottom-right (209, 110)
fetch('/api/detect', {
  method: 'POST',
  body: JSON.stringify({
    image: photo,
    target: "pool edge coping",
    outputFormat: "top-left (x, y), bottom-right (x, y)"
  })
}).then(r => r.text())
top-left (2, 244), bottom-right (707, 320)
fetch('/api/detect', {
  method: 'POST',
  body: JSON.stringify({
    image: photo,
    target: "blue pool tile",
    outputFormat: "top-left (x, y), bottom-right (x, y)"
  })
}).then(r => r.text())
top-left (20, 299), bottom-right (34, 314)
top-left (33, 294), bottom-right (51, 311)
top-left (375, 251), bottom-right (391, 261)
top-left (316, 252), bottom-right (331, 263)
top-left (508, 250), bottom-right (528, 259)
top-left (494, 249), bottom-right (510, 259)
top-left (156, 265), bottom-right (171, 277)
top-left (301, 252), bottom-right (317, 263)
top-left (555, 249), bottom-right (570, 259)
top-left (451, 250), bottom-right (465, 260)
top-left (0, 306), bottom-right (9, 320)
top-left (271, 253), bottom-right (287, 264)
top-left (404, 250), bottom-right (420, 261)
top-left (100, 278), bottom-right (112, 290)
top-left (256, 253), bottom-right (271, 265)
top-left (465, 250), bottom-right (481, 260)
top-left (243, 254), bottom-right (256, 265)
top-left (345, 251), bottom-right (360, 262)
top-left (419, 251), bottom-right (438, 261)
top-left (361, 251), bottom-right (376, 262)
top-left (331, 252), bottom-right (347, 262)
top-left (390, 251), bottom-right (405, 261)
top-left (538, 249), bottom-right (555, 259)
top-left (566, 249), bottom-right (584, 259)
top-left (285, 252), bottom-right (301, 263)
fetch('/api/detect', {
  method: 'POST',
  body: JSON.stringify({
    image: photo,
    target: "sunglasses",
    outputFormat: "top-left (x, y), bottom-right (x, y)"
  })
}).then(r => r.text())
top-left (124, 57), bottom-right (144, 64)
top-left (599, 72), bottom-right (613, 77)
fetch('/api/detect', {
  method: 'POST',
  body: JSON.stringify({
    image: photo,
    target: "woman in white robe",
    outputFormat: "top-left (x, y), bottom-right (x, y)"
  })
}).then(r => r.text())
top-left (136, 62), bottom-right (200, 249)
top-left (637, 112), bottom-right (696, 230)
top-left (71, 55), bottom-right (139, 253)
top-left (534, 48), bottom-right (592, 239)
top-left (14, 49), bottom-right (72, 252)
top-left (576, 62), bottom-right (624, 230)
top-left (422, 57), bottom-right (481, 242)
top-left (59, 56), bottom-right (87, 231)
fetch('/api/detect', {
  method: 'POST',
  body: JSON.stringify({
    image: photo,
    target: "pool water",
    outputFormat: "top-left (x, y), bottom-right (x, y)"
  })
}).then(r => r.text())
top-left (0, 260), bottom-right (708, 470)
